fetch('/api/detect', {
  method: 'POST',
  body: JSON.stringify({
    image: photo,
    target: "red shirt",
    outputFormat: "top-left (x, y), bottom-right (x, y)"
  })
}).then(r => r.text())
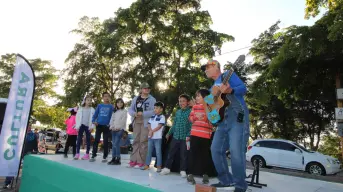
top-left (189, 104), bottom-right (213, 139)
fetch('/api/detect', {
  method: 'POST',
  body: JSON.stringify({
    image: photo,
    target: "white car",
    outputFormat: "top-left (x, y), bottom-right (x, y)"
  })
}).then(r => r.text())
top-left (246, 139), bottom-right (342, 175)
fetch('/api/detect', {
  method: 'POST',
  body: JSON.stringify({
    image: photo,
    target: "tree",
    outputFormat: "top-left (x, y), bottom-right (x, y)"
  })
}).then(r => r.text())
top-left (62, 17), bottom-right (130, 106)
top-left (65, 0), bottom-right (234, 119)
top-left (305, 0), bottom-right (342, 19)
top-left (247, 4), bottom-right (343, 149)
top-left (246, 21), bottom-right (299, 141)
top-left (318, 134), bottom-right (342, 160)
top-left (35, 104), bottom-right (69, 129)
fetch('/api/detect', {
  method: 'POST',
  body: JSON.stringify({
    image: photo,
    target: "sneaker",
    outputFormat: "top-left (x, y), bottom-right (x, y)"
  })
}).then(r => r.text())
top-left (134, 163), bottom-right (144, 169)
top-left (89, 156), bottom-right (96, 162)
top-left (74, 154), bottom-right (80, 160)
top-left (64, 154), bottom-right (68, 158)
top-left (81, 154), bottom-right (90, 160)
top-left (180, 171), bottom-right (187, 178)
top-left (108, 158), bottom-right (116, 165)
top-left (114, 157), bottom-right (121, 165)
top-left (187, 174), bottom-right (196, 185)
top-left (102, 157), bottom-right (107, 163)
top-left (156, 166), bottom-right (162, 173)
top-left (160, 168), bottom-right (171, 175)
top-left (202, 174), bottom-right (209, 184)
top-left (140, 165), bottom-right (149, 170)
top-left (126, 161), bottom-right (137, 168)
top-left (210, 182), bottom-right (235, 190)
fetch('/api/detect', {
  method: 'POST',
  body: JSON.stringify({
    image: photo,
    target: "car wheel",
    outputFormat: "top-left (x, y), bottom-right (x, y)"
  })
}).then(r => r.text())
top-left (307, 162), bottom-right (326, 176)
top-left (251, 155), bottom-right (266, 168)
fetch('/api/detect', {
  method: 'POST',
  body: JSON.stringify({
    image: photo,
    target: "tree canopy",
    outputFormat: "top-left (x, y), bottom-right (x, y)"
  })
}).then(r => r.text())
top-left (247, 2), bottom-right (343, 153)
top-left (63, 0), bottom-right (233, 118)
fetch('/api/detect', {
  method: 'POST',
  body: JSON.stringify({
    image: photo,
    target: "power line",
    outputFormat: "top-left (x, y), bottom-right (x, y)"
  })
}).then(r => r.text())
top-left (214, 45), bottom-right (252, 57)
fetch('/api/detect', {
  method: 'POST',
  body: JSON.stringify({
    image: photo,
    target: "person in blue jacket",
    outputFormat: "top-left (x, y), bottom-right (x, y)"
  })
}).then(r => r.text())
top-left (201, 60), bottom-right (250, 192)
top-left (90, 92), bottom-right (115, 162)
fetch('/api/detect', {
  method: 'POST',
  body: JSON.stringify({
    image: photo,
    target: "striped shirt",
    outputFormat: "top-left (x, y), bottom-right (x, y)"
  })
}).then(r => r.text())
top-left (189, 104), bottom-right (212, 139)
top-left (167, 107), bottom-right (192, 140)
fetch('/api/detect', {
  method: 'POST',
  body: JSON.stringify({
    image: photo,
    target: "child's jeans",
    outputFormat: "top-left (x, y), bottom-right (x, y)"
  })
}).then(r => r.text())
top-left (111, 129), bottom-right (124, 158)
top-left (76, 124), bottom-right (91, 154)
top-left (145, 138), bottom-right (162, 167)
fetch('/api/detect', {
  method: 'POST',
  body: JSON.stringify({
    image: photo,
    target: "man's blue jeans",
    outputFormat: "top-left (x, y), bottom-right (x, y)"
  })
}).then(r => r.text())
top-left (145, 139), bottom-right (162, 167)
top-left (112, 130), bottom-right (124, 158)
top-left (211, 107), bottom-right (249, 190)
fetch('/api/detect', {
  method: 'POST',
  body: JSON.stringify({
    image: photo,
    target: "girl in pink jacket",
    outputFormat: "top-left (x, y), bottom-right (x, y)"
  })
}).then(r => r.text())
top-left (64, 108), bottom-right (78, 158)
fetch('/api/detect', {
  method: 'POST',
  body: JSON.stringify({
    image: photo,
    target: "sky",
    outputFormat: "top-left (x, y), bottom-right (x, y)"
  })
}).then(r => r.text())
top-left (0, 0), bottom-right (323, 96)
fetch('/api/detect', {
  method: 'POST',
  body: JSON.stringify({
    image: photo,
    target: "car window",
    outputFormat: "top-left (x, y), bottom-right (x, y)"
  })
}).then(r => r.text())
top-left (292, 142), bottom-right (311, 153)
top-left (254, 141), bottom-right (279, 149)
top-left (279, 142), bottom-right (297, 152)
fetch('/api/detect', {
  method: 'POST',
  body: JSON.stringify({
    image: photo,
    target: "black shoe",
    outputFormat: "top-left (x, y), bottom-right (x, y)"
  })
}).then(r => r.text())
top-left (202, 174), bottom-right (209, 184)
top-left (89, 156), bottom-right (96, 162)
top-left (107, 158), bottom-right (116, 165)
top-left (114, 157), bottom-right (121, 165)
top-left (210, 182), bottom-right (235, 190)
top-left (64, 154), bottom-right (68, 158)
top-left (187, 174), bottom-right (196, 185)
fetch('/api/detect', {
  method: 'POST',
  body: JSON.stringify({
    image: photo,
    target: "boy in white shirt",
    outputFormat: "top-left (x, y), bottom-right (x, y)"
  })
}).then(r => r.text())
top-left (141, 101), bottom-right (165, 172)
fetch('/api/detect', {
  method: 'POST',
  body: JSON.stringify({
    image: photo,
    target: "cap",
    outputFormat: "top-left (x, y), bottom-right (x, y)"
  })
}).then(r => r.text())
top-left (201, 59), bottom-right (220, 71)
top-left (140, 82), bottom-right (150, 89)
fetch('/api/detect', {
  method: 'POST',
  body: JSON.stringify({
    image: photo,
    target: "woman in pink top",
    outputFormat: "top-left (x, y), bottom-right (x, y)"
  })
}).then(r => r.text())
top-left (64, 108), bottom-right (78, 158)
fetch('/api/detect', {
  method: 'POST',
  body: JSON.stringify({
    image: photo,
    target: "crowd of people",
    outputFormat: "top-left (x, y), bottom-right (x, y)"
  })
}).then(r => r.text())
top-left (62, 59), bottom-right (249, 192)
top-left (2, 59), bottom-right (250, 192)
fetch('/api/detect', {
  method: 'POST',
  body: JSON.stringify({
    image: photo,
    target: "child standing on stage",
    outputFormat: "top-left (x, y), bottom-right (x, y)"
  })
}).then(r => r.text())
top-left (141, 101), bottom-right (166, 172)
top-left (108, 98), bottom-right (128, 165)
top-left (90, 92), bottom-right (115, 162)
top-left (64, 108), bottom-right (78, 158)
top-left (74, 96), bottom-right (95, 160)
top-left (187, 89), bottom-right (216, 185)
top-left (160, 94), bottom-right (193, 178)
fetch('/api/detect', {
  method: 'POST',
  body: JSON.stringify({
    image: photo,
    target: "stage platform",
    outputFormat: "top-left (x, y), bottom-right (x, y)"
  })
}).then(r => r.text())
top-left (19, 154), bottom-right (343, 192)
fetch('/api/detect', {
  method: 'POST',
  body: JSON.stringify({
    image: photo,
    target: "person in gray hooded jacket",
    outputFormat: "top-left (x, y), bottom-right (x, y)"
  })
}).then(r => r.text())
top-left (127, 82), bottom-right (156, 168)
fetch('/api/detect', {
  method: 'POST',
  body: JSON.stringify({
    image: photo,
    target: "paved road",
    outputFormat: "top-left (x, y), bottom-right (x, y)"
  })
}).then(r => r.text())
top-left (245, 162), bottom-right (343, 184)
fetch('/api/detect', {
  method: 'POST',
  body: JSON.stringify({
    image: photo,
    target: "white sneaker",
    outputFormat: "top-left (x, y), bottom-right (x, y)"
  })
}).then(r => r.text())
top-left (160, 168), bottom-right (171, 175)
top-left (180, 171), bottom-right (187, 178)
top-left (134, 164), bottom-right (141, 169)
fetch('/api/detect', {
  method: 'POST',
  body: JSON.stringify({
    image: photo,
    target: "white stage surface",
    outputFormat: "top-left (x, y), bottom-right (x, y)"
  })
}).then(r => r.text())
top-left (40, 154), bottom-right (343, 192)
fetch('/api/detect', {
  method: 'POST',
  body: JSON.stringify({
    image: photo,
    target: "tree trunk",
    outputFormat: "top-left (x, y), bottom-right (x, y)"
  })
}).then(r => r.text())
top-left (314, 129), bottom-right (321, 150)
top-left (309, 129), bottom-right (315, 150)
